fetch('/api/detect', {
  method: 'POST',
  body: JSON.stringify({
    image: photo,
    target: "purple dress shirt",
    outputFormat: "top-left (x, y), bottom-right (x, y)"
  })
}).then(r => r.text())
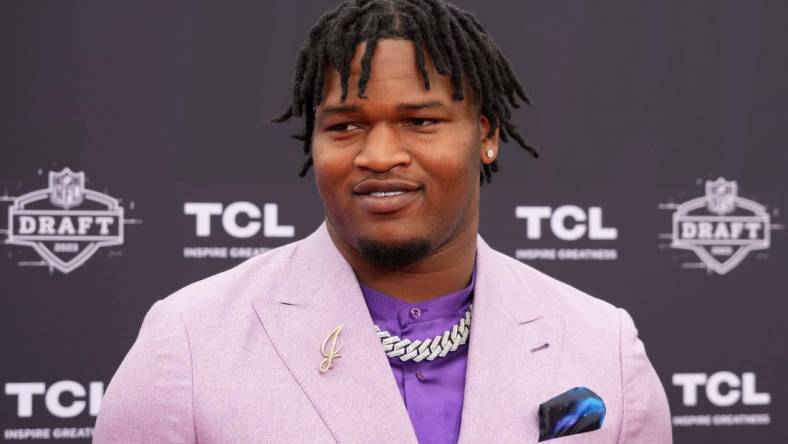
top-left (360, 269), bottom-right (475, 444)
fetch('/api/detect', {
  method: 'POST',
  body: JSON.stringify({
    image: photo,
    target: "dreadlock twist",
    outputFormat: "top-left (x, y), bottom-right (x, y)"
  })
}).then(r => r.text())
top-left (272, 0), bottom-right (538, 183)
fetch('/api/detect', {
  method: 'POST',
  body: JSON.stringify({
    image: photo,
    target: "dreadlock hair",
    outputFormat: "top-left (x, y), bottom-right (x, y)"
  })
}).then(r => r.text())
top-left (272, 0), bottom-right (538, 184)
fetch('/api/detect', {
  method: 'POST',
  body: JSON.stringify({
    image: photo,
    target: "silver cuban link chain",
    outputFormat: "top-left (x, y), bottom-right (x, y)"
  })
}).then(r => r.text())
top-left (373, 304), bottom-right (472, 362)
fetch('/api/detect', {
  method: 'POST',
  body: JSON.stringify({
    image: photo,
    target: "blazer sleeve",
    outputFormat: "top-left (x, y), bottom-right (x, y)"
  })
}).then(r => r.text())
top-left (93, 300), bottom-right (196, 443)
top-left (617, 308), bottom-right (673, 444)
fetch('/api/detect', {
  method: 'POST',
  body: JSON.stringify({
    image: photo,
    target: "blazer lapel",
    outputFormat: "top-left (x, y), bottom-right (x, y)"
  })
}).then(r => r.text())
top-left (458, 236), bottom-right (565, 443)
top-left (251, 222), bottom-right (418, 443)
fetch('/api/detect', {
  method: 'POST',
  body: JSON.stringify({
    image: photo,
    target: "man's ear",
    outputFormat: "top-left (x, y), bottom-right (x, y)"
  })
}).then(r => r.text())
top-left (479, 114), bottom-right (500, 165)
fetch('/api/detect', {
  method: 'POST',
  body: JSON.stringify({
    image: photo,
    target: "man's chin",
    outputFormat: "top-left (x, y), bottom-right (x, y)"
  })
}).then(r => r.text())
top-left (356, 237), bottom-right (432, 269)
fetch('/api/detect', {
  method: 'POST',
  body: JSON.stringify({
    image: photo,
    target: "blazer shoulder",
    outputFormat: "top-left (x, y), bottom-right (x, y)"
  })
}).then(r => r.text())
top-left (156, 237), bottom-right (306, 317)
top-left (493, 248), bottom-right (621, 326)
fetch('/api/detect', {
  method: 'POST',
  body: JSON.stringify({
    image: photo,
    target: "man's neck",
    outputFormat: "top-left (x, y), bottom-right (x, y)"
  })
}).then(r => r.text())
top-left (326, 223), bottom-right (477, 304)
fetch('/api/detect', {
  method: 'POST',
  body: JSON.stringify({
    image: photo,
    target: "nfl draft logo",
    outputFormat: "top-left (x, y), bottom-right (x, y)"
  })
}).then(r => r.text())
top-left (661, 178), bottom-right (772, 275)
top-left (4, 168), bottom-right (127, 273)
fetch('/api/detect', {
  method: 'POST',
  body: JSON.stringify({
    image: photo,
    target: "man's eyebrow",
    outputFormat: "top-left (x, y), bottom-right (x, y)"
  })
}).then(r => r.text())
top-left (397, 100), bottom-right (448, 111)
top-left (319, 104), bottom-right (362, 116)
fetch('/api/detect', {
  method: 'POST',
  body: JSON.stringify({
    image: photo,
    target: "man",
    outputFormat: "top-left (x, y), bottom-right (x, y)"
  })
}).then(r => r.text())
top-left (95, 0), bottom-right (672, 442)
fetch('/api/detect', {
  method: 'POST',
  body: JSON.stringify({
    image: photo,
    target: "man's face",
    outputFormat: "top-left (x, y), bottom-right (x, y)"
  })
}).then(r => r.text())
top-left (312, 39), bottom-right (496, 267)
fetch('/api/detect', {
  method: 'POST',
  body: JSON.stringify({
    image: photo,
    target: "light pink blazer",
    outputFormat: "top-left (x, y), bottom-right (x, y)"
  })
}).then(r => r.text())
top-left (94, 222), bottom-right (672, 443)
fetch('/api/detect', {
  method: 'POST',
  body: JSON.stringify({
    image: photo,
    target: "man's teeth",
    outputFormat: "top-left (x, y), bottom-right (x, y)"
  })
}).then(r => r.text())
top-left (369, 191), bottom-right (406, 197)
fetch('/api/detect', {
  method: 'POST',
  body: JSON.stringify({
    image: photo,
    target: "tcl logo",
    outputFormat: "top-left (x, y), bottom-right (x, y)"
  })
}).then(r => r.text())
top-left (515, 206), bottom-right (618, 240)
top-left (184, 202), bottom-right (294, 238)
top-left (5, 381), bottom-right (104, 418)
top-left (672, 372), bottom-right (771, 407)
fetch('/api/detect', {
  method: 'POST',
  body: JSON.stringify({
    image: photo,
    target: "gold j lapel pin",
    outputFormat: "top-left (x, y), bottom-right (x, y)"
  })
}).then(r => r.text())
top-left (319, 324), bottom-right (344, 374)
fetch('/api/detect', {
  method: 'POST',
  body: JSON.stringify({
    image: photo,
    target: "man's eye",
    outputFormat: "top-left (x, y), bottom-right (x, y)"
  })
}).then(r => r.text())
top-left (404, 118), bottom-right (439, 127)
top-left (328, 123), bottom-right (362, 132)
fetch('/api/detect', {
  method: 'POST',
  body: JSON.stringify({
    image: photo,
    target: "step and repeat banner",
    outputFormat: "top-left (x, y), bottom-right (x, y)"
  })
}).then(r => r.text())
top-left (2, 1), bottom-right (785, 442)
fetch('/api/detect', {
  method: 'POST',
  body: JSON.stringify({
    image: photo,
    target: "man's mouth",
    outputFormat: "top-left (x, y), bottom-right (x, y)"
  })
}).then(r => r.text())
top-left (352, 179), bottom-right (421, 214)
top-left (369, 191), bottom-right (408, 197)
top-left (353, 179), bottom-right (421, 195)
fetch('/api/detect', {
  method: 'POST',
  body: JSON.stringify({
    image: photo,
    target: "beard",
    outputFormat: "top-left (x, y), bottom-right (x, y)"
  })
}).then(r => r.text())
top-left (356, 237), bottom-right (433, 269)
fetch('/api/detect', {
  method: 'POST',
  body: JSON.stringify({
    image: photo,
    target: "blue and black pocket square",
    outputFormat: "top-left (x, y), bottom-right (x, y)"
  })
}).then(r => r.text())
top-left (538, 387), bottom-right (606, 441)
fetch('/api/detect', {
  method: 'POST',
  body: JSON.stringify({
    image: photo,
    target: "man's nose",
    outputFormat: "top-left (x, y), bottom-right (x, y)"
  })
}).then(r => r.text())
top-left (354, 124), bottom-right (411, 172)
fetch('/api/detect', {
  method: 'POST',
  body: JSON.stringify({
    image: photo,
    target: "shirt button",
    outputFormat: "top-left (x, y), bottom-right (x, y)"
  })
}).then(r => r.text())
top-left (416, 371), bottom-right (426, 382)
top-left (409, 307), bottom-right (422, 319)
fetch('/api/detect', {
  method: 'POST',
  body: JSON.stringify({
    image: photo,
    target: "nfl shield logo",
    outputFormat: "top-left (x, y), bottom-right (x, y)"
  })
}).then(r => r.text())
top-left (49, 168), bottom-right (85, 209)
top-left (705, 178), bottom-right (737, 215)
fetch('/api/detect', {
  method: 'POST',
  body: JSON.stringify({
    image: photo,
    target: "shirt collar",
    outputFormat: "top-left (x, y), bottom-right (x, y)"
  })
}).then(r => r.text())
top-left (360, 264), bottom-right (476, 322)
